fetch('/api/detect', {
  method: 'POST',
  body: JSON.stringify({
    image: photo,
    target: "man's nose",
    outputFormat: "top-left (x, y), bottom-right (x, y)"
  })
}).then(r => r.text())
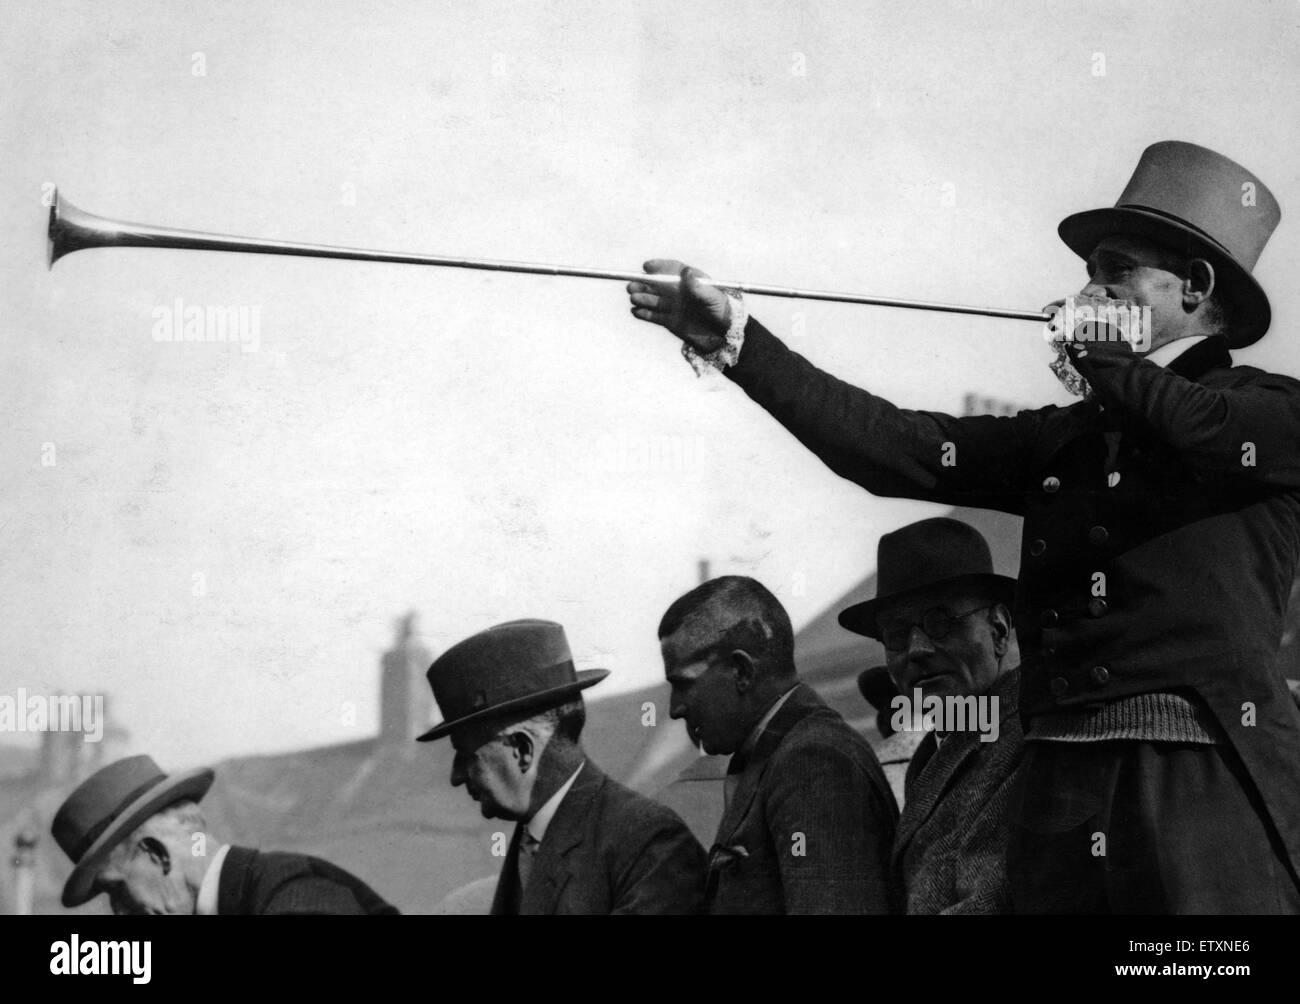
top-left (1079, 279), bottom-right (1110, 299)
top-left (668, 696), bottom-right (685, 720)
top-left (450, 759), bottom-right (466, 788)
top-left (905, 625), bottom-right (936, 657)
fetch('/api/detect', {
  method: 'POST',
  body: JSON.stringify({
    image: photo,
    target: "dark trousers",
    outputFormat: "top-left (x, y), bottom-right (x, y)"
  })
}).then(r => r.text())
top-left (1007, 739), bottom-right (1300, 914)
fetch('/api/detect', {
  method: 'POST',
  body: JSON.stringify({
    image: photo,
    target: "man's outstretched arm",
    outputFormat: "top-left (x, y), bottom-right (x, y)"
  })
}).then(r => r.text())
top-left (628, 260), bottom-right (1038, 512)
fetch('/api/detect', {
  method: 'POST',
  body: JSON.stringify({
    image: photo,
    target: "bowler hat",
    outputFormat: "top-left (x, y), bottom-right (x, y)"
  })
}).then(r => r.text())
top-left (417, 619), bottom-right (609, 742)
top-left (1058, 140), bottom-right (1280, 348)
top-left (51, 754), bottom-right (214, 908)
top-left (839, 518), bottom-right (1016, 640)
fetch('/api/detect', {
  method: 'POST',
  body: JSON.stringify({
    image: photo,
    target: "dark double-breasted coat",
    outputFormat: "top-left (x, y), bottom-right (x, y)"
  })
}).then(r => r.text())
top-left (723, 320), bottom-right (1300, 883)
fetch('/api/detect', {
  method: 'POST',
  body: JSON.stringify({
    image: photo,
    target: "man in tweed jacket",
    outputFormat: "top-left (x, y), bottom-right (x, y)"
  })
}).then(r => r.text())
top-left (841, 518), bottom-right (1025, 914)
top-left (660, 575), bottom-right (899, 914)
top-left (895, 671), bottom-right (1022, 913)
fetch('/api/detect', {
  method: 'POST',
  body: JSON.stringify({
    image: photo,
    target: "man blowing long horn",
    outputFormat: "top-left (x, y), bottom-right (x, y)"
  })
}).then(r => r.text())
top-left (627, 140), bottom-right (1300, 914)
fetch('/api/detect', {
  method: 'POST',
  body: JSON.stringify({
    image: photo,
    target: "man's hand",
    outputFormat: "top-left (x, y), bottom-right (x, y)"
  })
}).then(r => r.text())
top-left (627, 260), bottom-right (732, 356)
top-left (1041, 295), bottom-right (1138, 355)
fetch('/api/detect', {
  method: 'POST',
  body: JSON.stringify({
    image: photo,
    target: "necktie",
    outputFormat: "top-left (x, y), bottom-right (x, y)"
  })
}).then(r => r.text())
top-left (517, 827), bottom-right (541, 893)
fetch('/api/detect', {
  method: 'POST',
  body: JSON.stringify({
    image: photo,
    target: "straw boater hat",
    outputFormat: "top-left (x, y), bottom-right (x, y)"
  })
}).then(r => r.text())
top-left (417, 619), bottom-right (609, 742)
top-left (1057, 140), bottom-right (1280, 348)
top-left (51, 754), bottom-right (214, 907)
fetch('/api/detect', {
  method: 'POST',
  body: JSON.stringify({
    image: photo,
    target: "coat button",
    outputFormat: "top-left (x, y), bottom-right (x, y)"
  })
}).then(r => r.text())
top-left (1088, 525), bottom-right (1109, 546)
top-left (1040, 608), bottom-right (1059, 628)
top-left (1107, 471), bottom-right (1121, 488)
top-left (1050, 677), bottom-right (1069, 696)
top-left (1090, 666), bottom-right (1110, 686)
top-left (1042, 476), bottom-right (1061, 493)
top-left (1088, 598), bottom-right (1108, 617)
top-left (1029, 539), bottom-right (1047, 556)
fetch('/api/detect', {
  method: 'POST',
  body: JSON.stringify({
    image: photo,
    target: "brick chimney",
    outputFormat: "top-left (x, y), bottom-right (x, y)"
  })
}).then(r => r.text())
top-left (379, 611), bottom-right (434, 745)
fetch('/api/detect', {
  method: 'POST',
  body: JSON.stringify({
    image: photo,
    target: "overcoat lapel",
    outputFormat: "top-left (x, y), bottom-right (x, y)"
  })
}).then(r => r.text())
top-left (216, 845), bottom-right (256, 915)
top-left (712, 684), bottom-right (823, 849)
top-left (891, 733), bottom-right (979, 862)
top-left (892, 669), bottom-right (1021, 862)
top-left (518, 762), bottom-right (604, 915)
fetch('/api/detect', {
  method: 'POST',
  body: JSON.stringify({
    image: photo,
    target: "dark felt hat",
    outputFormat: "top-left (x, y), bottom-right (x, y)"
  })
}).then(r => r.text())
top-left (51, 754), bottom-right (214, 908)
top-left (839, 518), bottom-right (1016, 640)
top-left (417, 619), bottom-right (609, 742)
top-left (1058, 140), bottom-right (1280, 348)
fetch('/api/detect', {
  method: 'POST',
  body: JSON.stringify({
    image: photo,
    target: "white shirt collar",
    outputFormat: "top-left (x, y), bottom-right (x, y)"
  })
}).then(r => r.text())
top-left (195, 842), bottom-right (231, 916)
top-left (1145, 334), bottom-right (1208, 368)
top-left (526, 761), bottom-right (584, 844)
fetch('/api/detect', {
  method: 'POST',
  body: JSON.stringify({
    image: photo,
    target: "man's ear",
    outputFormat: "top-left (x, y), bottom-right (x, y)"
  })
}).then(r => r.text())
top-left (988, 603), bottom-right (1012, 658)
top-left (729, 650), bottom-right (759, 694)
top-left (139, 836), bottom-right (172, 876)
top-left (507, 729), bottom-right (537, 773)
top-left (1184, 258), bottom-right (1216, 310)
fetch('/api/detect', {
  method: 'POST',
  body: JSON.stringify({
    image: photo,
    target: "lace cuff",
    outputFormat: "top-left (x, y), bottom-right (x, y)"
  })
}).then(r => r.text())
top-left (1049, 341), bottom-right (1093, 399)
top-left (682, 291), bottom-right (747, 376)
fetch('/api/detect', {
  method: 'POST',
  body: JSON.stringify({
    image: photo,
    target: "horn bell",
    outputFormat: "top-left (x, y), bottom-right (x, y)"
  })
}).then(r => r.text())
top-left (48, 190), bottom-right (126, 268)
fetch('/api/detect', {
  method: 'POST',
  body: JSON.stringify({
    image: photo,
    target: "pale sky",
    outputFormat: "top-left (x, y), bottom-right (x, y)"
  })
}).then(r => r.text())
top-left (3, 0), bottom-right (1299, 767)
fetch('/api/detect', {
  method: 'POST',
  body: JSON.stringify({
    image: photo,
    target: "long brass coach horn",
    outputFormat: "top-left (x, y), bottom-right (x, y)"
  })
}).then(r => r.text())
top-left (48, 189), bottom-right (1050, 323)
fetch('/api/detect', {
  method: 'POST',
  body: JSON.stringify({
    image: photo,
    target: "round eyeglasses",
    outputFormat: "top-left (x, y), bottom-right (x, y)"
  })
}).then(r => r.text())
top-left (880, 605), bottom-right (991, 652)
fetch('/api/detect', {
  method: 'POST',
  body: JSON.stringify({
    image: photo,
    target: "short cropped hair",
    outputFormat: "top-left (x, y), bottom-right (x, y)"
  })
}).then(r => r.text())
top-left (658, 576), bottom-right (796, 676)
top-left (542, 699), bottom-right (586, 743)
top-left (124, 798), bottom-right (204, 848)
top-left (501, 698), bottom-right (586, 745)
top-left (1201, 289), bottom-right (1232, 337)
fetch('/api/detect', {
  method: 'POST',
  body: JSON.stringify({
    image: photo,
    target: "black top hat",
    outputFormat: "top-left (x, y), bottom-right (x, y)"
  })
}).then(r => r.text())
top-left (417, 619), bottom-right (609, 742)
top-left (51, 754), bottom-right (215, 908)
top-left (838, 518), bottom-right (1017, 640)
top-left (1058, 140), bottom-right (1280, 348)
